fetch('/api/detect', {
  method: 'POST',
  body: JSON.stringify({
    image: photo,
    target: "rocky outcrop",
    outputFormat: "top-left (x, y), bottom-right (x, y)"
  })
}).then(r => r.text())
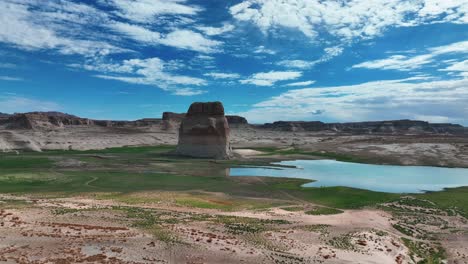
top-left (259, 120), bottom-right (467, 135)
top-left (176, 102), bottom-right (231, 159)
top-left (0, 131), bottom-right (41, 152)
top-left (226, 115), bottom-right (248, 125)
top-left (162, 112), bottom-right (186, 130)
top-left (161, 112), bottom-right (248, 130)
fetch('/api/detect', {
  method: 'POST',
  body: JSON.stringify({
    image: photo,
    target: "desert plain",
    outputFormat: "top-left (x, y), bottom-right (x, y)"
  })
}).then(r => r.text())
top-left (0, 114), bottom-right (467, 264)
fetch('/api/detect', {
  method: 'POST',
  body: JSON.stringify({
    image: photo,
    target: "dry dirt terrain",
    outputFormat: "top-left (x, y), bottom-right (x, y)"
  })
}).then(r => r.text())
top-left (2, 193), bottom-right (461, 264)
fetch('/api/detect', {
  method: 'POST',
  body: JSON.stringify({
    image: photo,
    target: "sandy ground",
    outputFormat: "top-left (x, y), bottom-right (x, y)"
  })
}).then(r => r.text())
top-left (0, 194), bottom-right (419, 264)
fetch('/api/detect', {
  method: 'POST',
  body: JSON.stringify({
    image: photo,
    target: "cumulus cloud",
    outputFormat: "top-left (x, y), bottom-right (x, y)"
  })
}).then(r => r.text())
top-left (159, 30), bottom-right (221, 53)
top-left (240, 71), bottom-right (302, 86)
top-left (238, 77), bottom-right (468, 124)
top-left (230, 0), bottom-right (468, 41)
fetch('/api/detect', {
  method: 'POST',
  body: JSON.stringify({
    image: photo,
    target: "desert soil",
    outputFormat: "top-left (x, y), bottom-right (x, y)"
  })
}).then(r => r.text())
top-left (0, 194), bottom-right (423, 264)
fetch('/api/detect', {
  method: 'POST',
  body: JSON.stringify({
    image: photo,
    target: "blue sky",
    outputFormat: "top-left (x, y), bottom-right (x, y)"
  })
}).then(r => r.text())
top-left (0, 0), bottom-right (467, 124)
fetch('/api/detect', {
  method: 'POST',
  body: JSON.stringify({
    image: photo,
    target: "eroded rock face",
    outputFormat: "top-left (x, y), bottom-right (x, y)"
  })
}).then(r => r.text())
top-left (176, 102), bottom-right (231, 159)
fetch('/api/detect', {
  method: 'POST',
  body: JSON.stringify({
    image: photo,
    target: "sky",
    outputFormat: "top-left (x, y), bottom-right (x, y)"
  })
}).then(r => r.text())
top-left (0, 0), bottom-right (467, 124)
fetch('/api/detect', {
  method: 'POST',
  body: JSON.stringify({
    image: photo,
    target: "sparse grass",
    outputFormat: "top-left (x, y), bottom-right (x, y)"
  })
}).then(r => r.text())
top-left (305, 207), bottom-right (344, 215)
top-left (281, 206), bottom-right (304, 212)
top-left (418, 187), bottom-right (468, 218)
top-left (402, 237), bottom-right (447, 264)
top-left (175, 198), bottom-right (233, 210)
top-left (243, 233), bottom-right (287, 251)
top-left (213, 215), bottom-right (290, 235)
top-left (113, 206), bottom-right (181, 243)
top-left (53, 208), bottom-right (83, 215)
top-left (328, 232), bottom-right (356, 251)
top-left (301, 224), bottom-right (330, 238)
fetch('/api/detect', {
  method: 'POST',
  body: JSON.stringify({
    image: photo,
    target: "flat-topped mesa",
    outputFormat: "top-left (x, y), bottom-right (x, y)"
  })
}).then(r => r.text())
top-left (176, 101), bottom-right (231, 159)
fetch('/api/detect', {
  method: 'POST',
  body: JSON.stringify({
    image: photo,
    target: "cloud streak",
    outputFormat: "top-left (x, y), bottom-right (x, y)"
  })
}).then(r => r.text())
top-left (240, 71), bottom-right (302, 86)
top-left (238, 77), bottom-right (468, 124)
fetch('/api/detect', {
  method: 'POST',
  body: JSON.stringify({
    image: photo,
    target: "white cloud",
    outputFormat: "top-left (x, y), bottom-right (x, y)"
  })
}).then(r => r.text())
top-left (0, 95), bottom-right (61, 113)
top-left (110, 23), bottom-right (220, 53)
top-left (278, 46), bottom-right (344, 69)
top-left (171, 88), bottom-right (207, 96)
top-left (238, 77), bottom-right (468, 124)
top-left (0, 1), bottom-right (127, 57)
top-left (440, 60), bottom-right (468, 77)
top-left (196, 24), bottom-right (235, 36)
top-left (159, 30), bottom-right (221, 53)
top-left (110, 22), bottom-right (161, 43)
top-left (102, 0), bottom-right (201, 23)
top-left (240, 71), bottom-right (302, 86)
top-left (204, 72), bottom-right (241, 79)
top-left (430, 40), bottom-right (468, 55)
top-left (353, 54), bottom-right (434, 71)
top-left (230, 0), bottom-right (468, 41)
top-left (253, 46), bottom-right (276, 55)
top-left (72, 57), bottom-right (206, 93)
top-left (285, 81), bottom-right (316, 87)
top-left (277, 60), bottom-right (313, 69)
top-left (353, 40), bottom-right (468, 71)
top-left (324, 46), bottom-right (344, 57)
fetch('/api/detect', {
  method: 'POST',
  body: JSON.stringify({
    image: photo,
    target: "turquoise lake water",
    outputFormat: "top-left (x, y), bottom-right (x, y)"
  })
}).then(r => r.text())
top-left (229, 160), bottom-right (468, 193)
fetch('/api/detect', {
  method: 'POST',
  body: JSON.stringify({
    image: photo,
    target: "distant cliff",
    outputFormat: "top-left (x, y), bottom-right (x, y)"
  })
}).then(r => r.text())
top-left (0, 112), bottom-right (162, 130)
top-left (258, 120), bottom-right (467, 135)
top-left (1, 111), bottom-right (465, 135)
top-left (0, 111), bottom-right (249, 130)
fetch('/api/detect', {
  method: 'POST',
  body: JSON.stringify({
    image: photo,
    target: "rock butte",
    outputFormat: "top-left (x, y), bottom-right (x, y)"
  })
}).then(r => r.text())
top-left (176, 101), bottom-right (231, 159)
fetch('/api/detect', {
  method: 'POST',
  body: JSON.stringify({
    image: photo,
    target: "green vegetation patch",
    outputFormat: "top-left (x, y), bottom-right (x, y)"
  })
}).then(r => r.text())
top-left (281, 206), bottom-right (304, 212)
top-left (418, 187), bottom-right (468, 218)
top-left (0, 156), bottom-right (52, 169)
top-left (402, 238), bottom-right (446, 264)
top-left (213, 215), bottom-right (290, 235)
top-left (328, 232), bottom-right (356, 251)
top-left (305, 207), bottom-right (344, 215)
